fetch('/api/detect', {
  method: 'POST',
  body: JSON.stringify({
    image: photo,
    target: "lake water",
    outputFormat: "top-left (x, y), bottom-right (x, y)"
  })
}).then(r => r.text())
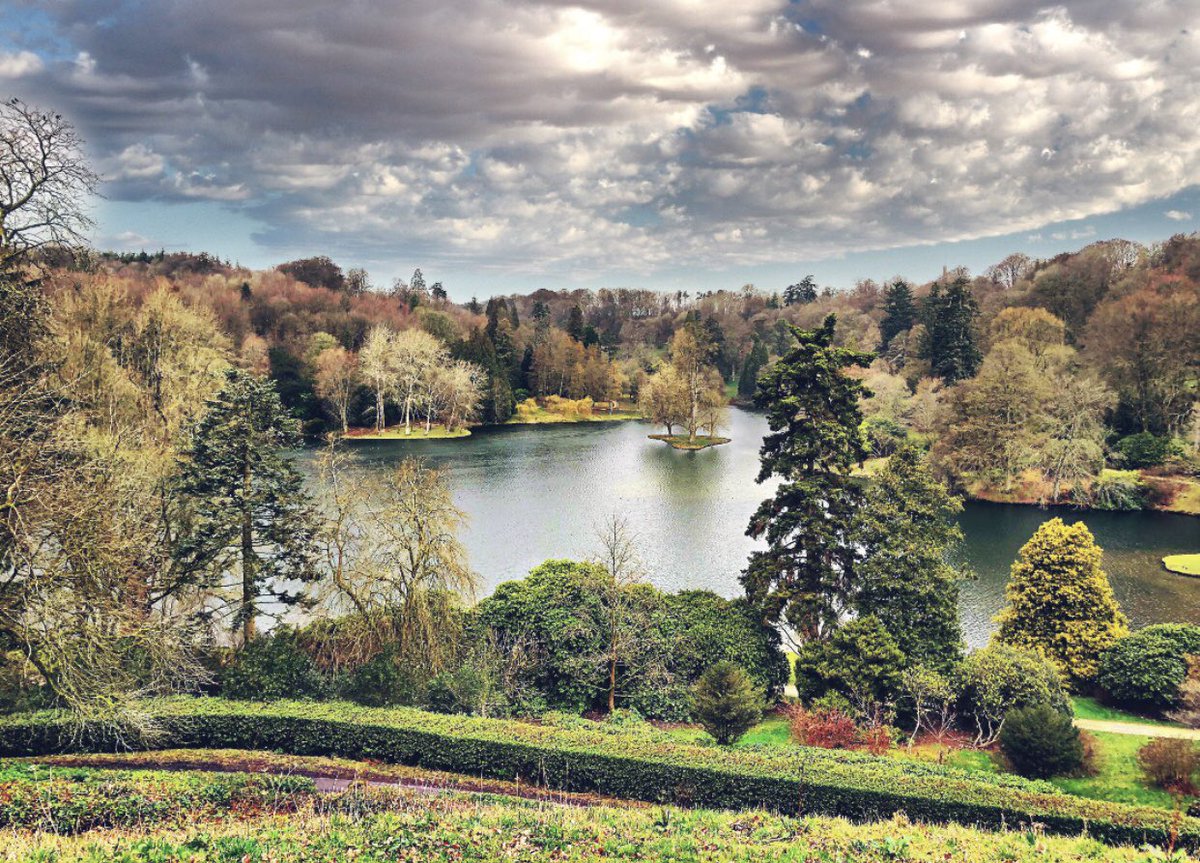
top-left (337, 407), bottom-right (1200, 647)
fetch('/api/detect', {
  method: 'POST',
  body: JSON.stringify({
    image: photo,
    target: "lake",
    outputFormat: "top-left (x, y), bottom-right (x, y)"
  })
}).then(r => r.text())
top-left (338, 407), bottom-right (1200, 647)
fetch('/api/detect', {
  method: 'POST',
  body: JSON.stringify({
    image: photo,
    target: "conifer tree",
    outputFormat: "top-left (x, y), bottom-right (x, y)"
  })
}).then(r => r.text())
top-left (851, 445), bottom-right (966, 670)
top-left (737, 336), bottom-right (768, 398)
top-left (742, 315), bottom-right (873, 641)
top-left (995, 518), bottom-right (1127, 685)
top-left (693, 661), bottom-right (763, 744)
top-left (921, 276), bottom-right (981, 382)
top-left (879, 279), bottom-right (916, 347)
top-left (174, 369), bottom-right (321, 644)
top-left (567, 305), bottom-right (585, 342)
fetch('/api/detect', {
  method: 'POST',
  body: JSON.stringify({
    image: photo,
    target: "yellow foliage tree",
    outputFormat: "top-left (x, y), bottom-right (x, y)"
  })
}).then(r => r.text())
top-left (995, 518), bottom-right (1127, 686)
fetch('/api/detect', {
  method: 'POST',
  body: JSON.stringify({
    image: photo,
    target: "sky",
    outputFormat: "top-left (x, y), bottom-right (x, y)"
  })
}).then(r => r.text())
top-left (2, 0), bottom-right (1198, 299)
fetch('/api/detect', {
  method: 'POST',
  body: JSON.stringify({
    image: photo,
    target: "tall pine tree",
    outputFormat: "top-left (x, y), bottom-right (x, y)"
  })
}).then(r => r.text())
top-left (737, 337), bottom-right (769, 399)
top-left (879, 279), bottom-right (916, 347)
top-left (921, 276), bottom-right (981, 382)
top-left (174, 369), bottom-right (321, 644)
top-left (742, 315), bottom-right (873, 641)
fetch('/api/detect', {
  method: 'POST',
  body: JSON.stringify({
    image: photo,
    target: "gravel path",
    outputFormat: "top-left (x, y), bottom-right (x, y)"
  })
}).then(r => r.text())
top-left (1074, 719), bottom-right (1200, 739)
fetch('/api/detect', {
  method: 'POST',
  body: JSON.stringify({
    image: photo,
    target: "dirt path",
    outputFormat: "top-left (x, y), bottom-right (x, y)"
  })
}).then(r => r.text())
top-left (1074, 719), bottom-right (1200, 739)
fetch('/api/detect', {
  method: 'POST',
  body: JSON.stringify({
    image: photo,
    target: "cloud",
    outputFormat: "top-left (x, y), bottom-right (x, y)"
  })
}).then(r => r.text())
top-left (1166, 210), bottom-right (1193, 222)
top-left (0, 50), bottom-right (43, 78)
top-left (7, 0), bottom-right (1200, 277)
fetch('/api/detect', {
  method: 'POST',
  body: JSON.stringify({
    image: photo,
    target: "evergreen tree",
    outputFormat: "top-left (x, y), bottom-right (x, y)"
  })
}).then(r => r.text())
top-left (466, 296), bottom-right (482, 315)
top-left (921, 276), bottom-right (981, 382)
top-left (784, 276), bottom-right (819, 306)
top-left (996, 518), bottom-right (1127, 685)
top-left (742, 315), bottom-right (873, 640)
top-left (567, 305), bottom-right (585, 342)
top-left (507, 298), bottom-right (520, 329)
top-left (693, 661), bottom-right (763, 744)
top-left (456, 327), bottom-right (514, 424)
top-left (174, 369), bottom-right (321, 644)
top-left (879, 279), bottom-right (916, 347)
top-left (851, 445), bottom-right (966, 670)
top-left (430, 281), bottom-right (447, 301)
top-left (737, 337), bottom-right (769, 399)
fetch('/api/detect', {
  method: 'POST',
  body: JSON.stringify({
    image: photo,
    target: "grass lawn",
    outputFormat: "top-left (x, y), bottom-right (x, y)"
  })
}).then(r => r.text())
top-left (508, 404), bottom-right (642, 424)
top-left (1072, 696), bottom-right (1182, 728)
top-left (345, 424), bottom-right (470, 440)
top-left (1164, 553), bottom-right (1200, 577)
top-left (1052, 731), bottom-right (1180, 809)
top-left (648, 433), bottom-right (731, 450)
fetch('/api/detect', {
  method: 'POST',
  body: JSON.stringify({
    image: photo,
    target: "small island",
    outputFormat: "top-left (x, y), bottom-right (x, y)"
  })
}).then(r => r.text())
top-left (1164, 554), bottom-right (1200, 577)
top-left (649, 433), bottom-right (731, 451)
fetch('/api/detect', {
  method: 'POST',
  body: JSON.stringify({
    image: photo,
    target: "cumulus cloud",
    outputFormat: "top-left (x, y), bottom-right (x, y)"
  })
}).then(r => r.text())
top-left (7, 0), bottom-right (1200, 275)
top-left (1166, 210), bottom-right (1193, 221)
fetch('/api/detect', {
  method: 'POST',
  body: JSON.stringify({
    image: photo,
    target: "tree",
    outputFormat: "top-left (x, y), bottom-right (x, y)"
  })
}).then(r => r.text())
top-left (0, 99), bottom-right (100, 273)
top-left (920, 276), bottom-right (981, 382)
top-left (995, 518), bottom-right (1127, 686)
top-left (742, 315), bottom-right (873, 642)
top-left (784, 276), bottom-right (818, 306)
top-left (986, 252), bottom-right (1033, 290)
top-left (316, 446), bottom-right (475, 672)
top-left (637, 363), bottom-right (687, 436)
top-left (663, 323), bottom-right (725, 443)
top-left (174, 369), bottom-right (321, 644)
top-left (878, 279), bottom-right (916, 347)
top-left (1000, 704), bottom-right (1083, 778)
top-left (276, 256), bottom-right (345, 292)
top-left (793, 616), bottom-right (906, 717)
top-left (1097, 625), bottom-right (1200, 712)
top-left (693, 661), bottom-right (763, 744)
top-left (313, 346), bottom-right (358, 434)
top-left (392, 328), bottom-right (446, 434)
top-left (851, 445), bottom-right (965, 670)
top-left (957, 643), bottom-right (1070, 745)
top-left (737, 336), bottom-right (768, 399)
top-left (359, 325), bottom-right (394, 432)
top-left (567, 305), bottom-right (585, 342)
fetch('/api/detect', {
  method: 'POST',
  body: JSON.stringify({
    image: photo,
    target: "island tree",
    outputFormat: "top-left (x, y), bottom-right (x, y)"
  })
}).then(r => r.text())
top-left (174, 369), bottom-right (321, 644)
top-left (742, 314), bottom-right (873, 642)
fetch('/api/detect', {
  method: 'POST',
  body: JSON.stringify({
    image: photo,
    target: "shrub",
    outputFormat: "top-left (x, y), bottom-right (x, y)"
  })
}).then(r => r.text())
top-left (1116, 433), bottom-right (1179, 469)
top-left (788, 706), bottom-right (860, 750)
top-left (1137, 738), bottom-right (1200, 794)
top-left (3, 698), bottom-right (1200, 850)
top-left (999, 704), bottom-right (1084, 779)
top-left (692, 662), bottom-right (762, 745)
top-left (1081, 471), bottom-right (1147, 511)
top-left (220, 629), bottom-right (328, 701)
top-left (862, 416), bottom-right (907, 457)
top-left (956, 643), bottom-right (1070, 745)
top-left (1098, 625), bottom-right (1200, 713)
top-left (339, 652), bottom-right (425, 708)
top-left (793, 617), bottom-right (906, 715)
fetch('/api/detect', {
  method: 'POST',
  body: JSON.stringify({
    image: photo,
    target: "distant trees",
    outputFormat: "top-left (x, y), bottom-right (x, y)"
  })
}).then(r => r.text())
top-left (743, 315), bottom-right (872, 641)
top-left (878, 279), bottom-right (916, 348)
top-left (995, 519), bottom-right (1127, 686)
top-left (173, 369), bottom-right (322, 644)
top-left (276, 256), bottom-right (345, 292)
top-left (784, 276), bottom-right (818, 306)
top-left (737, 336), bottom-right (768, 399)
top-left (313, 346), bottom-right (358, 434)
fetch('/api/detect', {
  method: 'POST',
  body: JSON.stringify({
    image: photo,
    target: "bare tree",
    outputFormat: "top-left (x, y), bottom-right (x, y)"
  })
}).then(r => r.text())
top-left (0, 99), bottom-right (100, 273)
top-left (314, 346), bottom-right (359, 434)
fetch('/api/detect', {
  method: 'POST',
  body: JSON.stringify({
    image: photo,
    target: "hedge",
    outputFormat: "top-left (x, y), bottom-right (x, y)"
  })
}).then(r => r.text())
top-left (1, 697), bottom-right (1197, 849)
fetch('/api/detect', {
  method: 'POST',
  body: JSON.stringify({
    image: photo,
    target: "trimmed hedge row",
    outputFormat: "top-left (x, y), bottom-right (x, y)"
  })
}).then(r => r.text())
top-left (1, 698), bottom-right (1196, 849)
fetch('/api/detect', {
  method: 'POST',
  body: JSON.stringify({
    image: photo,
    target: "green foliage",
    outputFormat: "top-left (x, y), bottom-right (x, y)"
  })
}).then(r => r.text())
top-left (1081, 471), bottom-right (1148, 510)
top-left (793, 617), bottom-right (906, 712)
top-left (743, 314), bottom-right (874, 640)
top-left (1000, 704), bottom-right (1084, 779)
top-left (995, 519), bottom-right (1127, 685)
top-left (339, 651), bottom-right (424, 708)
top-left (3, 697), bottom-right (1200, 850)
top-left (660, 590), bottom-right (789, 699)
top-left (1116, 432), bottom-right (1180, 469)
top-left (220, 628), bottom-right (328, 701)
top-left (736, 336), bottom-right (769, 398)
top-left (920, 276), bottom-right (981, 382)
top-left (861, 415), bottom-right (907, 456)
top-left (957, 643), bottom-right (1071, 745)
top-left (692, 661), bottom-right (763, 745)
top-left (851, 445), bottom-right (966, 670)
top-left (174, 369), bottom-right (321, 642)
top-left (879, 278), bottom-right (916, 347)
top-left (1098, 625), bottom-right (1200, 712)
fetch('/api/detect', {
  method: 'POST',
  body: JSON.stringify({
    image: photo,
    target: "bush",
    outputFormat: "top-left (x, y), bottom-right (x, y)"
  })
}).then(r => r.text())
top-left (862, 416), bottom-right (908, 457)
top-left (1116, 433), bottom-right (1179, 469)
top-left (788, 706), bottom-right (860, 750)
top-left (220, 629), bottom-right (328, 701)
top-left (999, 704), bottom-right (1084, 779)
top-left (956, 644), bottom-right (1070, 745)
top-left (1081, 471), bottom-right (1147, 511)
top-left (339, 652), bottom-right (425, 708)
top-left (793, 617), bottom-right (906, 715)
top-left (3, 698), bottom-right (1200, 850)
top-left (1098, 625), bottom-right (1200, 713)
top-left (692, 662), bottom-right (762, 745)
top-left (1137, 738), bottom-right (1200, 794)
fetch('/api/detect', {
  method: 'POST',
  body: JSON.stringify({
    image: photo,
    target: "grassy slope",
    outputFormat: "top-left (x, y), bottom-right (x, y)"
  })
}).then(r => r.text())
top-left (2, 770), bottom-right (1178, 863)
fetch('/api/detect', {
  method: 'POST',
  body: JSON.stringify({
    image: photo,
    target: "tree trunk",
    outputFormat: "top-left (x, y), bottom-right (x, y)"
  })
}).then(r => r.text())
top-left (608, 656), bottom-right (617, 712)
top-left (241, 466), bottom-right (256, 645)
top-left (375, 388), bottom-right (385, 432)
